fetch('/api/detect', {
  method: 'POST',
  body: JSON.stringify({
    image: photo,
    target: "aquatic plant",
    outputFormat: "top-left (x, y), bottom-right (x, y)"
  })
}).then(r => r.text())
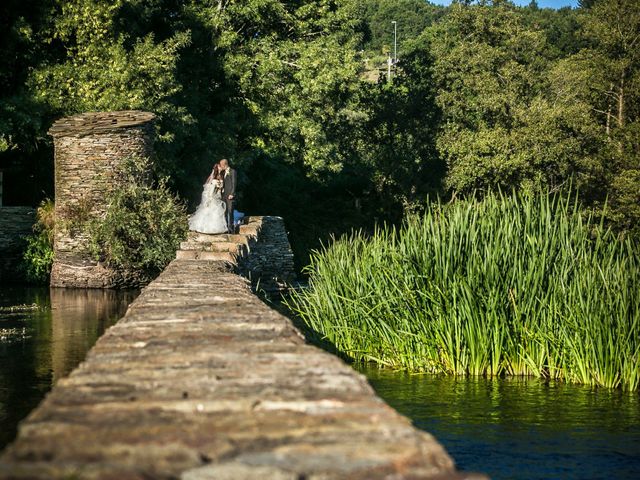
top-left (287, 191), bottom-right (640, 391)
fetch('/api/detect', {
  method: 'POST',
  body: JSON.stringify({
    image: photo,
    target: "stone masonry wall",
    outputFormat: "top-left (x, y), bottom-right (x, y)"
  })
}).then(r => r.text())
top-left (0, 207), bottom-right (35, 283)
top-left (238, 216), bottom-right (296, 293)
top-left (48, 111), bottom-right (155, 288)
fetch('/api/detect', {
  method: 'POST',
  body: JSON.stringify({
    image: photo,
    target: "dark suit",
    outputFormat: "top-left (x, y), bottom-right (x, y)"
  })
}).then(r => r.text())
top-left (221, 168), bottom-right (237, 232)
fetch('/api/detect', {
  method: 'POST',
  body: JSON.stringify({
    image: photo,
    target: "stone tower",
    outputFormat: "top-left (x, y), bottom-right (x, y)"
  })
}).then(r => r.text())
top-left (48, 111), bottom-right (156, 288)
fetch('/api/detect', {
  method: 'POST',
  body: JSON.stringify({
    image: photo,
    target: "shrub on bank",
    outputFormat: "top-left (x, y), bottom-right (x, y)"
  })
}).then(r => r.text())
top-left (88, 156), bottom-right (188, 285)
top-left (287, 191), bottom-right (640, 391)
top-left (21, 200), bottom-right (55, 284)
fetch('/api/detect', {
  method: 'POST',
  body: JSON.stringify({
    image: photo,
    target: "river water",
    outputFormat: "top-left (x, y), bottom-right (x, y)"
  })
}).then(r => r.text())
top-left (2, 290), bottom-right (639, 479)
top-left (0, 286), bottom-right (136, 450)
top-left (356, 364), bottom-right (640, 480)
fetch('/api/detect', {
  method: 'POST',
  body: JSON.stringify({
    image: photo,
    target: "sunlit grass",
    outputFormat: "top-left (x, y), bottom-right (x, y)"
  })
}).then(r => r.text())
top-left (287, 191), bottom-right (640, 391)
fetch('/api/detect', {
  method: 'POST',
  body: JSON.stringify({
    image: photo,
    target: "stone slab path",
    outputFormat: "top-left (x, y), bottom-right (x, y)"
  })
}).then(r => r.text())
top-left (0, 260), bottom-right (485, 479)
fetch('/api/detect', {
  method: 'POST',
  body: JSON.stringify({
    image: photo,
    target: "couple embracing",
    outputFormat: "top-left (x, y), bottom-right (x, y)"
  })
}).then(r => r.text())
top-left (189, 159), bottom-right (237, 234)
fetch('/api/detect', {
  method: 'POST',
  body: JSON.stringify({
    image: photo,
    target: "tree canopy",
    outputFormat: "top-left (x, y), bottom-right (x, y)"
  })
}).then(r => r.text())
top-left (1, 0), bottom-right (638, 265)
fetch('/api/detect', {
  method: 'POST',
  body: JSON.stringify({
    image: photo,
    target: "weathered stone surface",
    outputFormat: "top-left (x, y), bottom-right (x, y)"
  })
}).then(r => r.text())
top-left (48, 110), bottom-right (156, 137)
top-left (48, 111), bottom-right (156, 288)
top-left (0, 207), bottom-right (35, 283)
top-left (175, 250), bottom-right (236, 262)
top-left (238, 216), bottom-right (296, 293)
top-left (0, 260), bottom-right (485, 480)
top-left (179, 216), bottom-right (296, 293)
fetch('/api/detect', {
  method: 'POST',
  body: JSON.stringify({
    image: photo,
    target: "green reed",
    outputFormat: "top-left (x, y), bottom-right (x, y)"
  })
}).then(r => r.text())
top-left (287, 191), bottom-right (640, 391)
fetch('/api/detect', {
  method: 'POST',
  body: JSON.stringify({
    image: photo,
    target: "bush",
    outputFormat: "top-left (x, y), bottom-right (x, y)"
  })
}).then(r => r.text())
top-left (88, 156), bottom-right (188, 285)
top-left (21, 199), bottom-right (55, 284)
top-left (287, 191), bottom-right (640, 391)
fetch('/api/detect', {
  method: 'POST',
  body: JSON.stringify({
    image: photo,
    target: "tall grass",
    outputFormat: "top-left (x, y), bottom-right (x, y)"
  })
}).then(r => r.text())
top-left (287, 192), bottom-right (640, 391)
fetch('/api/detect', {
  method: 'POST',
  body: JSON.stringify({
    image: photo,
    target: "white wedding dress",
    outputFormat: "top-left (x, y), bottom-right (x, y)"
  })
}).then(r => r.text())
top-left (188, 180), bottom-right (228, 234)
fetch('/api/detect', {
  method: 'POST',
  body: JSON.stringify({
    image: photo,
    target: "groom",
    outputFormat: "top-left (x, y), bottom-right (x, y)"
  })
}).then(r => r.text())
top-left (219, 158), bottom-right (237, 233)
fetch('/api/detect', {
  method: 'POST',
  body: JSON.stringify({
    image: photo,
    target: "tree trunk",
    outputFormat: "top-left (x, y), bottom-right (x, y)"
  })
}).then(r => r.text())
top-left (605, 82), bottom-right (614, 137)
top-left (617, 74), bottom-right (625, 128)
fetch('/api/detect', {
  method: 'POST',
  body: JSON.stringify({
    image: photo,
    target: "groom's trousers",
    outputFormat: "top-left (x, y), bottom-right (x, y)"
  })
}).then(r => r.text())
top-left (225, 199), bottom-right (234, 233)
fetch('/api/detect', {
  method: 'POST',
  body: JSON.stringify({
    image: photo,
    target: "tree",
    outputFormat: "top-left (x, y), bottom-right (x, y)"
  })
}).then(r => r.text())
top-left (221, 0), bottom-right (365, 175)
top-left (29, 0), bottom-right (191, 177)
top-left (521, 4), bottom-right (585, 57)
top-left (574, 0), bottom-right (640, 229)
top-left (355, 36), bottom-right (442, 217)
top-left (6, 1), bottom-right (370, 200)
top-left (0, 0), bottom-right (57, 205)
top-left (360, 0), bottom-right (444, 55)
top-left (426, 1), bottom-right (605, 197)
top-left (579, 0), bottom-right (640, 136)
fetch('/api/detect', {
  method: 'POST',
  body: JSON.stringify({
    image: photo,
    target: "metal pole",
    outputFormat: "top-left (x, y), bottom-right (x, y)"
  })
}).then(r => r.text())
top-left (392, 21), bottom-right (397, 64)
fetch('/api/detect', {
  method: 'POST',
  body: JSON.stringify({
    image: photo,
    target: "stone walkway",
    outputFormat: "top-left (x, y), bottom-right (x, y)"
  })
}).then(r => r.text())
top-left (0, 260), bottom-right (485, 479)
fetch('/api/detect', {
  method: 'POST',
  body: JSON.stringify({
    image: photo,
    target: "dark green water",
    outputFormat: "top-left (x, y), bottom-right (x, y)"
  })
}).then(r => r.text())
top-left (3, 290), bottom-right (639, 479)
top-left (0, 286), bottom-right (136, 450)
top-left (356, 365), bottom-right (640, 480)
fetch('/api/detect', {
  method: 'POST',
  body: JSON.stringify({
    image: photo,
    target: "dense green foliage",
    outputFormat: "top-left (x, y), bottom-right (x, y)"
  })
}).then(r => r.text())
top-left (21, 200), bottom-right (55, 284)
top-left (88, 157), bottom-right (188, 284)
top-left (1, 0), bottom-right (638, 263)
top-left (288, 191), bottom-right (640, 391)
top-left (361, 0), bottom-right (444, 56)
top-left (425, 1), bottom-right (638, 229)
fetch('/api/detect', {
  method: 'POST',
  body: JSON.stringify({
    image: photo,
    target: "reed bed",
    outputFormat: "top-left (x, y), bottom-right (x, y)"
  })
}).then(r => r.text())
top-left (287, 192), bottom-right (640, 391)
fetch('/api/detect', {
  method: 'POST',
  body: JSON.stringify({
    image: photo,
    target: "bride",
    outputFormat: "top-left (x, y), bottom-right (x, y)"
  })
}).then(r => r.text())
top-left (188, 163), bottom-right (228, 234)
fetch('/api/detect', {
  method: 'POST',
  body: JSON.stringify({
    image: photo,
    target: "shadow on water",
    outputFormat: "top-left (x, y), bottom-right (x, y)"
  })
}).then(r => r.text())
top-left (356, 364), bottom-right (640, 480)
top-left (0, 287), bottom-right (137, 450)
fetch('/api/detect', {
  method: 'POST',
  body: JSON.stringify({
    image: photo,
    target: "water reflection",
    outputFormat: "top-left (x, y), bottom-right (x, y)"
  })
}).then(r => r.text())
top-left (357, 365), bottom-right (640, 480)
top-left (0, 287), bottom-right (136, 450)
top-left (49, 288), bottom-right (136, 383)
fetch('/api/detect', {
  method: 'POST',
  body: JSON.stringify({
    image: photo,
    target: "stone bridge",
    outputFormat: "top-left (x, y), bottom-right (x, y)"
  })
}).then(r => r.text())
top-left (0, 111), bottom-right (485, 479)
top-left (0, 232), bottom-right (484, 479)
